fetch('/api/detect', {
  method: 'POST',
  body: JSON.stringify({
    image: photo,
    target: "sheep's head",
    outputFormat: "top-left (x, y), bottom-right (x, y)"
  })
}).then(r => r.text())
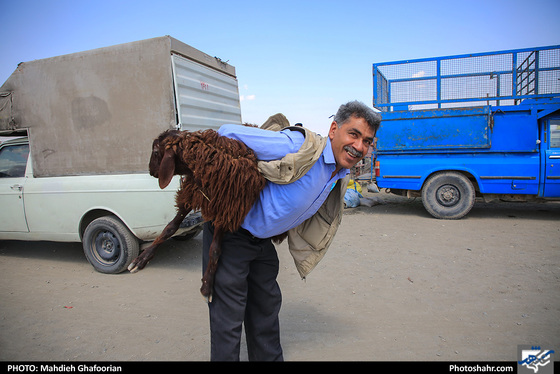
top-left (149, 130), bottom-right (180, 189)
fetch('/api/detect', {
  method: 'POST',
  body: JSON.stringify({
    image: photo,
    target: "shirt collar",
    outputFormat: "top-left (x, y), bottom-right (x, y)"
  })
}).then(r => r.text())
top-left (323, 137), bottom-right (336, 165)
top-left (323, 138), bottom-right (350, 177)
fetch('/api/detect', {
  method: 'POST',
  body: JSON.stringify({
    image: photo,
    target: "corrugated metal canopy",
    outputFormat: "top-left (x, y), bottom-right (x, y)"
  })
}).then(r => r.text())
top-left (172, 54), bottom-right (241, 131)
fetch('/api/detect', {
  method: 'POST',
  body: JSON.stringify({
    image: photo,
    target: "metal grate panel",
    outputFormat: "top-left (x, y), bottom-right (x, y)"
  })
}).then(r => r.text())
top-left (373, 45), bottom-right (560, 112)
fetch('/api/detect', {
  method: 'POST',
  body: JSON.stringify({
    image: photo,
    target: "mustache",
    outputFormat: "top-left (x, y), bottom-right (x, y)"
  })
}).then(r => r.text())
top-left (343, 145), bottom-right (363, 158)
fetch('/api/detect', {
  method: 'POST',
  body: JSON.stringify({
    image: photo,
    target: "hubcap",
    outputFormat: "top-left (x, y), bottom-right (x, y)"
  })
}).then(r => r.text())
top-left (94, 230), bottom-right (120, 262)
top-left (436, 184), bottom-right (460, 207)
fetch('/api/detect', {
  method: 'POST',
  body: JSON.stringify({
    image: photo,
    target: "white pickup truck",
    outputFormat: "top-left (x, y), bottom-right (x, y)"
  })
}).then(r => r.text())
top-left (0, 36), bottom-right (242, 273)
top-left (0, 134), bottom-right (203, 273)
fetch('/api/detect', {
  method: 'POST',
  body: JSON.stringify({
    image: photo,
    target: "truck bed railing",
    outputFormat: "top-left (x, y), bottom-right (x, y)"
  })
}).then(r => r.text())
top-left (373, 45), bottom-right (560, 112)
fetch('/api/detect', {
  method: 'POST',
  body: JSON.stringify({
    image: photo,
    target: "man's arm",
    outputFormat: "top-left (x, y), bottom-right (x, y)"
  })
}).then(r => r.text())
top-left (218, 124), bottom-right (304, 161)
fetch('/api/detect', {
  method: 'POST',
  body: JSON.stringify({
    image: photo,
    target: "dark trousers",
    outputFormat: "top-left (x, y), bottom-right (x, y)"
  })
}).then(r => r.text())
top-left (202, 222), bottom-right (283, 361)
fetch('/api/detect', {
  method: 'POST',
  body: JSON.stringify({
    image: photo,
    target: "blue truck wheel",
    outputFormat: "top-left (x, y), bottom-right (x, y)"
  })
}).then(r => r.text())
top-left (421, 172), bottom-right (475, 219)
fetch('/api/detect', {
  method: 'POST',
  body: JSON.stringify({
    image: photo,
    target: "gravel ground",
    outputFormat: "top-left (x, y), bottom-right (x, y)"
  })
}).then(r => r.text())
top-left (1, 191), bottom-right (559, 361)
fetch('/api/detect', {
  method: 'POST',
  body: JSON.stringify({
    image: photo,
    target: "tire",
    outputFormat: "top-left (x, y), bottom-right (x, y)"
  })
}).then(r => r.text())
top-left (82, 216), bottom-right (140, 274)
top-left (421, 172), bottom-right (475, 219)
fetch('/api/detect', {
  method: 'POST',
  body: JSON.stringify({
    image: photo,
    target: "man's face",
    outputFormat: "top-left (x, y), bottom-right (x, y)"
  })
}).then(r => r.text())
top-left (328, 116), bottom-right (375, 171)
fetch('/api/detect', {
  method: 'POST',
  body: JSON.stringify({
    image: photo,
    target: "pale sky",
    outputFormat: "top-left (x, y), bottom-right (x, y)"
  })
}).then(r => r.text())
top-left (1, 0), bottom-right (559, 134)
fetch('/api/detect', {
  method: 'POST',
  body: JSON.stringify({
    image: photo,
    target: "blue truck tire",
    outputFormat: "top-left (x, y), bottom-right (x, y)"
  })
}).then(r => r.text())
top-left (421, 172), bottom-right (475, 219)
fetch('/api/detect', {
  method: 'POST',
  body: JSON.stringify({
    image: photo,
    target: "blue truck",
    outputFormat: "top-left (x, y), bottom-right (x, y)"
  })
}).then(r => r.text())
top-left (373, 45), bottom-right (560, 219)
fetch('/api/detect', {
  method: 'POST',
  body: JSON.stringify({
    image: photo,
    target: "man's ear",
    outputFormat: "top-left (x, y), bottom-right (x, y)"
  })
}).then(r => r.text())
top-left (328, 121), bottom-right (338, 140)
top-left (158, 148), bottom-right (176, 189)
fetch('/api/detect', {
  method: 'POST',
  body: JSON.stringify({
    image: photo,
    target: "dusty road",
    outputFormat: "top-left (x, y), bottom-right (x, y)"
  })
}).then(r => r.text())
top-left (1, 192), bottom-right (559, 361)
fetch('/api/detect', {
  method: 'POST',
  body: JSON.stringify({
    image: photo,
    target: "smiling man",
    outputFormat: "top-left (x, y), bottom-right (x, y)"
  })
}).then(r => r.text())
top-left (202, 101), bottom-right (381, 361)
top-left (329, 111), bottom-right (375, 174)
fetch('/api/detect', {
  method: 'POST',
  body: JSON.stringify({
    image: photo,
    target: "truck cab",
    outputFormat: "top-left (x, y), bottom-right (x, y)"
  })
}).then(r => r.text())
top-left (0, 132), bottom-right (203, 273)
top-left (543, 118), bottom-right (560, 196)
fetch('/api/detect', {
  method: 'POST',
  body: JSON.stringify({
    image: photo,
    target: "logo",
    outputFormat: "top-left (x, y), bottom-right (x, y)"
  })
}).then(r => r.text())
top-left (518, 345), bottom-right (555, 374)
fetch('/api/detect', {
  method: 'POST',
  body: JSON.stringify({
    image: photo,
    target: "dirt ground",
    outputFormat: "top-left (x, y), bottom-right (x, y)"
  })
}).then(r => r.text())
top-left (1, 191), bottom-right (559, 362)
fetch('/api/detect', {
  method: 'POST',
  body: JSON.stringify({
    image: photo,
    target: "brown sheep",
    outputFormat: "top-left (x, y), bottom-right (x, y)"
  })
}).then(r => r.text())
top-left (128, 128), bottom-right (283, 302)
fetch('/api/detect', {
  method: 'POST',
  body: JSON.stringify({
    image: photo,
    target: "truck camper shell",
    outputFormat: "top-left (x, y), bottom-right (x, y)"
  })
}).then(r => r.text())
top-left (0, 36), bottom-right (241, 177)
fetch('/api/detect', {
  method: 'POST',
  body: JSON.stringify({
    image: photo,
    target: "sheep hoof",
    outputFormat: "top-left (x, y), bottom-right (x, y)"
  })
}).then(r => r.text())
top-left (128, 264), bottom-right (139, 273)
top-left (200, 279), bottom-right (213, 303)
top-left (200, 289), bottom-right (213, 303)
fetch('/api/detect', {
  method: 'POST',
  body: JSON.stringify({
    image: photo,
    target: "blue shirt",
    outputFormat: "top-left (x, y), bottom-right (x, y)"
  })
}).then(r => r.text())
top-left (218, 124), bottom-right (349, 238)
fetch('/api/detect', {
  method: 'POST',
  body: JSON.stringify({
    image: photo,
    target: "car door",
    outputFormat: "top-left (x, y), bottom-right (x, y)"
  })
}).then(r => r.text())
top-left (543, 118), bottom-right (560, 197)
top-left (0, 140), bottom-right (30, 232)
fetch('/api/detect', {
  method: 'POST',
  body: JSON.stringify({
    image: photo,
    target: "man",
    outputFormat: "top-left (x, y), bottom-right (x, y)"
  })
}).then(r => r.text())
top-left (202, 100), bottom-right (381, 361)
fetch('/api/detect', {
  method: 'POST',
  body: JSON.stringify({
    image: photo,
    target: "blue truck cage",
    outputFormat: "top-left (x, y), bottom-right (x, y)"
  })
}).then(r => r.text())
top-left (373, 45), bottom-right (560, 111)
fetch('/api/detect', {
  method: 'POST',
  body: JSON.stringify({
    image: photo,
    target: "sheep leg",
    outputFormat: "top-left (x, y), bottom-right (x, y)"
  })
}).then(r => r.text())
top-left (128, 206), bottom-right (189, 273)
top-left (200, 226), bottom-right (224, 303)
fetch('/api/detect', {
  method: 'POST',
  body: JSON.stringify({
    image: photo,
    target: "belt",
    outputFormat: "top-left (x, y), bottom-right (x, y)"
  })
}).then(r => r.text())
top-left (238, 227), bottom-right (266, 242)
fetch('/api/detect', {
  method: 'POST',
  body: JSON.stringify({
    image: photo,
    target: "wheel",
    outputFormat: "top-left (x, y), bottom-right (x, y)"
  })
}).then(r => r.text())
top-left (82, 216), bottom-right (140, 273)
top-left (421, 172), bottom-right (475, 219)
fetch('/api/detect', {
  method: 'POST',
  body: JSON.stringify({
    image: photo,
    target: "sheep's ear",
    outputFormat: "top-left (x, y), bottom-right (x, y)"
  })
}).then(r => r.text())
top-left (158, 148), bottom-right (175, 189)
